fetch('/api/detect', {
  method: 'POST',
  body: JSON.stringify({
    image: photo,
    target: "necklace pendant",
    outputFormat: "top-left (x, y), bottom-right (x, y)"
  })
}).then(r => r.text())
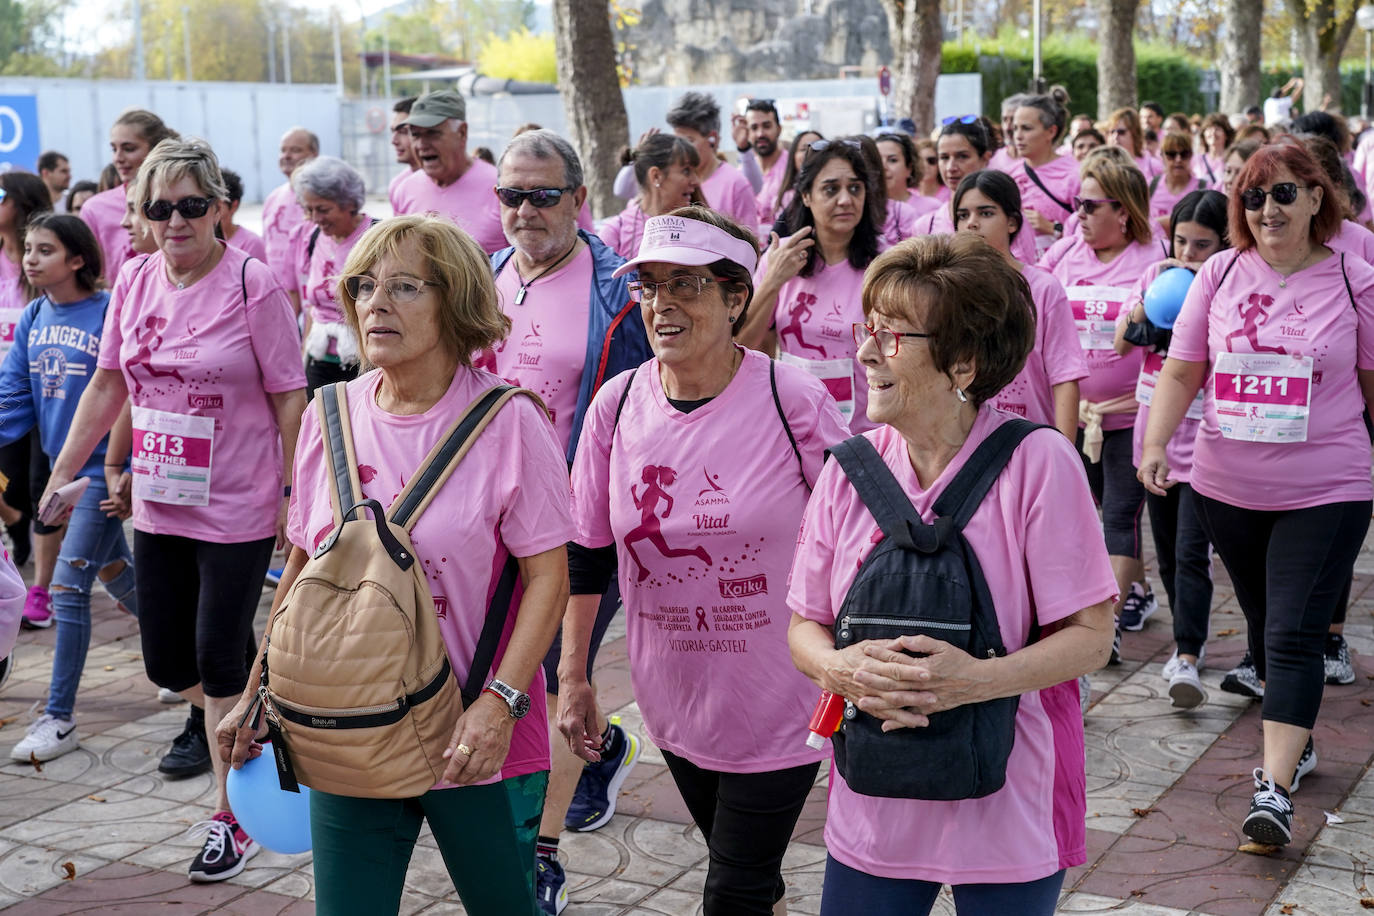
top-left (514, 286), bottom-right (527, 305)
top-left (1279, 279), bottom-right (1286, 288)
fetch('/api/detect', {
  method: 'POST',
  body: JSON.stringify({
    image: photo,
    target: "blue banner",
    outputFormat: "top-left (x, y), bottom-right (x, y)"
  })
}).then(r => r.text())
top-left (0, 96), bottom-right (41, 173)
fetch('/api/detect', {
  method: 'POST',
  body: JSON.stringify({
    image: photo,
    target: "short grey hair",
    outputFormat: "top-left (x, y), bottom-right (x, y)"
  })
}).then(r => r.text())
top-left (291, 155), bottom-right (366, 212)
top-left (498, 129), bottom-right (584, 191)
top-left (284, 126), bottom-right (321, 154)
top-left (1001, 94), bottom-right (1027, 115)
top-left (666, 91), bottom-right (721, 137)
top-left (131, 136), bottom-right (228, 207)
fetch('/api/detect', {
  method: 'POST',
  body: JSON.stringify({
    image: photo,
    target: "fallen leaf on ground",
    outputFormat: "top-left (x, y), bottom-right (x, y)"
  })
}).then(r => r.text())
top-left (0, 715), bottom-right (19, 730)
top-left (1362, 699), bottom-right (1371, 707)
top-left (102, 665), bottom-right (114, 671)
top-left (1280, 904), bottom-right (1296, 914)
top-left (1360, 898), bottom-right (1374, 909)
top-left (86, 795), bottom-right (105, 803)
top-left (1129, 890), bottom-right (1145, 898)
top-left (28, 752), bottom-right (42, 772)
top-left (1238, 841), bottom-right (1280, 855)
top-left (1131, 807), bottom-right (1155, 817)
top-left (60, 862), bottom-right (75, 880)
top-left (1215, 628), bottom-right (1239, 636)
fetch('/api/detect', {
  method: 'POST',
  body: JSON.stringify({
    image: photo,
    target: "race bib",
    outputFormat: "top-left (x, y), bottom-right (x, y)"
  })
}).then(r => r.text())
top-left (1213, 351), bottom-right (1312, 443)
top-left (130, 406), bottom-right (215, 505)
top-left (1136, 351), bottom-right (1204, 420)
top-left (0, 307), bottom-right (22, 358)
top-left (778, 351), bottom-right (855, 426)
top-left (1067, 285), bottom-right (1130, 351)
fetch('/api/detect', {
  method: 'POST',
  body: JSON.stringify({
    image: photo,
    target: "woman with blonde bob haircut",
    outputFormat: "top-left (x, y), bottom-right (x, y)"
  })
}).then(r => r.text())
top-left (222, 215), bottom-right (573, 915)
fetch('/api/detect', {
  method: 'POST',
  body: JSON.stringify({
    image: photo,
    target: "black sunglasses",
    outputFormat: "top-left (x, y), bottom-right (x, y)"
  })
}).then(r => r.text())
top-left (1163, 150), bottom-right (1192, 160)
top-left (142, 196), bottom-right (214, 221)
top-left (1241, 182), bottom-right (1304, 211)
top-left (809, 139), bottom-right (862, 153)
top-left (494, 186), bottom-right (574, 209)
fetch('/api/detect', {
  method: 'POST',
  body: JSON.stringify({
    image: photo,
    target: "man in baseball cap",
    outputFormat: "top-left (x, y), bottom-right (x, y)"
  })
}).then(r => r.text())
top-left (392, 89), bottom-right (506, 253)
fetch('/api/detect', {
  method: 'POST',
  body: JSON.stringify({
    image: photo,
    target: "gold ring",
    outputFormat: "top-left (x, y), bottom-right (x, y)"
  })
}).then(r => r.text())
top-left (456, 743), bottom-right (472, 756)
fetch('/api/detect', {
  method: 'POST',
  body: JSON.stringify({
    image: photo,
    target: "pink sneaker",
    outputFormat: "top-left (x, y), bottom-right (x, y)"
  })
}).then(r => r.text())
top-left (21, 586), bottom-right (52, 629)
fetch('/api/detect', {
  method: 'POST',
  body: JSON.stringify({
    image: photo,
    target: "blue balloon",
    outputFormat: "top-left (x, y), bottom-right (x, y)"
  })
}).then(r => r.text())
top-left (225, 742), bottom-right (312, 854)
top-left (1143, 267), bottom-right (1195, 330)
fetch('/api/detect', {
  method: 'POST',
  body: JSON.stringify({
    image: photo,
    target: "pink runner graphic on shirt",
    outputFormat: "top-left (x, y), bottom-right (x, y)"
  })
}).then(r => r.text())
top-left (1225, 294), bottom-right (1287, 355)
top-left (778, 292), bottom-right (827, 356)
top-left (126, 316), bottom-right (184, 394)
top-left (624, 465), bottom-right (712, 583)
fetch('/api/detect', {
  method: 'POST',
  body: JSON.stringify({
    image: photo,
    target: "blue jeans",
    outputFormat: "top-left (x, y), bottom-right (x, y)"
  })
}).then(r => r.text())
top-left (820, 856), bottom-right (1065, 916)
top-left (47, 480), bottom-right (136, 720)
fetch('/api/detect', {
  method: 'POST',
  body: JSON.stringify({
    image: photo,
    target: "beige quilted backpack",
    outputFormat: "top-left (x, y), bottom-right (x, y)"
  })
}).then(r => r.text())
top-left (250, 381), bottom-right (538, 798)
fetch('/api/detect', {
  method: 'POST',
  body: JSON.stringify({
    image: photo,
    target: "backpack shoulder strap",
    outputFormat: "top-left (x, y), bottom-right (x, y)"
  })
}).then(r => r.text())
top-left (1341, 252), bottom-right (1356, 310)
top-left (1149, 174), bottom-right (1161, 196)
top-left (769, 360), bottom-right (808, 491)
top-left (317, 382), bottom-right (365, 527)
top-left (388, 385), bottom-right (545, 530)
top-left (830, 435), bottom-right (920, 550)
top-left (932, 419), bottom-right (1043, 531)
top-left (463, 555), bottom-right (519, 707)
top-left (240, 255), bottom-right (250, 307)
top-left (612, 367), bottom-right (637, 433)
top-left (305, 226), bottom-right (323, 261)
top-left (1022, 162), bottom-right (1073, 213)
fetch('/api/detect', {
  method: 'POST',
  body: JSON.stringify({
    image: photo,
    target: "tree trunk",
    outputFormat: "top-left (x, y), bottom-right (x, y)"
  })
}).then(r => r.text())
top-left (1286, 0), bottom-right (1356, 113)
top-left (1096, 0), bottom-right (1140, 118)
top-left (879, 0), bottom-right (943, 136)
top-left (1220, 0), bottom-right (1262, 115)
top-left (553, 0), bottom-right (629, 219)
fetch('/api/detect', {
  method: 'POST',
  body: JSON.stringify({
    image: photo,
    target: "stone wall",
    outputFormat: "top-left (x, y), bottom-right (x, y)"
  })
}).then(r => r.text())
top-left (624, 0), bottom-right (893, 85)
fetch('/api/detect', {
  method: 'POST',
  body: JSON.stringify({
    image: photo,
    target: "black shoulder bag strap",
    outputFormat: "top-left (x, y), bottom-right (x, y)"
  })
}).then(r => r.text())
top-left (769, 360), bottom-right (809, 491)
top-left (1149, 174), bottom-right (1161, 196)
top-left (1023, 163), bottom-right (1073, 214)
top-left (305, 226), bottom-right (323, 261)
top-left (829, 436), bottom-right (924, 551)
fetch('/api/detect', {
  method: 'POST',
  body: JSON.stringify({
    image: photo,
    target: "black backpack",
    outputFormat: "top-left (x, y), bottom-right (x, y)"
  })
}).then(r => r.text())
top-left (828, 419), bottom-right (1041, 800)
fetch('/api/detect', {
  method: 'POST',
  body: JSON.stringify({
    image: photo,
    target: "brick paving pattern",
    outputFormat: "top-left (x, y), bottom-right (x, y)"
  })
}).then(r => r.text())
top-left (1, 526), bottom-right (1371, 915)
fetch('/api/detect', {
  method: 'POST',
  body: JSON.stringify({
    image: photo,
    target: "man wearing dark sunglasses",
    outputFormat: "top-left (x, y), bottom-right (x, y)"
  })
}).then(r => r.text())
top-left (487, 128), bottom-right (651, 915)
top-left (392, 90), bottom-right (507, 254)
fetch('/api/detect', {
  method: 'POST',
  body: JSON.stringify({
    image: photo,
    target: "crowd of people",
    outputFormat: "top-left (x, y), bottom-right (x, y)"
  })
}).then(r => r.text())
top-left (0, 80), bottom-right (1368, 916)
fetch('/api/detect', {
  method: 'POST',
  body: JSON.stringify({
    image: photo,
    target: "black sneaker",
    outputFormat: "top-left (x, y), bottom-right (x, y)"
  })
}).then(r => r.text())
top-left (158, 714), bottom-right (212, 779)
top-left (536, 855), bottom-right (569, 915)
top-left (1108, 621), bottom-right (1122, 666)
top-left (1291, 737), bottom-right (1317, 793)
top-left (1220, 651), bottom-right (1264, 699)
top-left (1324, 634), bottom-right (1355, 686)
top-left (1119, 582), bottom-right (1158, 632)
top-left (1242, 768), bottom-right (1293, 846)
top-left (187, 811), bottom-right (258, 882)
top-left (0, 650), bottom-right (11, 693)
top-left (6, 519), bottom-right (30, 567)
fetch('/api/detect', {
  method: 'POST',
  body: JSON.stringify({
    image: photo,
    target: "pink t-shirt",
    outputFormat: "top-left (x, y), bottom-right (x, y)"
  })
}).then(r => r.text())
top-left (1194, 153), bottom-right (1224, 185)
top-left (988, 148), bottom-right (1018, 172)
top-left (915, 207), bottom-right (1041, 264)
top-left (287, 366), bottom-right (576, 785)
top-left (1168, 248), bottom-right (1374, 511)
top-left (227, 226), bottom-right (268, 263)
top-left (765, 255), bottom-right (873, 432)
top-left (0, 548), bottom-right (22, 660)
top-left (490, 246), bottom-right (593, 452)
top-left (387, 168), bottom-right (413, 213)
top-left (787, 410), bottom-right (1118, 883)
top-left (701, 163), bottom-right (758, 230)
top-left (1006, 156), bottom-right (1080, 251)
top-left (903, 193), bottom-right (943, 217)
top-left (1149, 175), bottom-right (1208, 220)
top-left (301, 217), bottom-right (372, 326)
top-left (571, 349), bottom-right (850, 773)
top-left (261, 181), bottom-right (306, 294)
top-left (1135, 152), bottom-right (1163, 179)
top-left (391, 158), bottom-right (506, 255)
top-left (880, 198), bottom-right (922, 247)
top-left (1327, 220), bottom-right (1374, 264)
top-left (597, 198), bottom-right (650, 261)
top-left (97, 245), bottom-right (306, 541)
top-left (756, 153), bottom-right (789, 226)
top-left (1120, 263), bottom-right (1203, 483)
top-left (992, 265), bottom-right (1088, 426)
top-left (80, 185), bottom-right (133, 284)
top-left (1048, 237), bottom-right (1165, 429)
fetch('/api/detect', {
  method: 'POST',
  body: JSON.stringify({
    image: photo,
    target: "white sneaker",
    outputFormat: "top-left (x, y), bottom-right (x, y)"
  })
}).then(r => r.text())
top-left (1168, 660), bottom-right (1205, 709)
top-left (1162, 647), bottom-right (1206, 680)
top-left (157, 687), bottom-right (185, 704)
top-left (9, 713), bottom-right (79, 762)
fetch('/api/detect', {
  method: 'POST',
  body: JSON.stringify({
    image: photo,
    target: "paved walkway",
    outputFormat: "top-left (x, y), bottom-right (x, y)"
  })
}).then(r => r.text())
top-left (1, 526), bottom-right (1372, 915)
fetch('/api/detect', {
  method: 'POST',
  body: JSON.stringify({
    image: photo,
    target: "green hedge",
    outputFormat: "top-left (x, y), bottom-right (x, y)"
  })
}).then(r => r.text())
top-left (943, 34), bottom-right (1206, 118)
top-left (1260, 65), bottom-right (1374, 116)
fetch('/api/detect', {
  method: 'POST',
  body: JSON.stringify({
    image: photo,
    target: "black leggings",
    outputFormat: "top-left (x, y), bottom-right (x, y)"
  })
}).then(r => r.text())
top-left (1145, 483), bottom-right (1213, 657)
top-left (661, 750), bottom-right (819, 915)
top-left (305, 357), bottom-right (359, 400)
top-left (133, 531), bottom-right (273, 698)
top-left (1077, 427), bottom-right (1145, 559)
top-left (1193, 495), bottom-right (1370, 729)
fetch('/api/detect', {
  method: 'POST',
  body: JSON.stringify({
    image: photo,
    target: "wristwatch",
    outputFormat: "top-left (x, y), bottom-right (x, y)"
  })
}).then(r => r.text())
top-left (483, 679), bottom-right (531, 719)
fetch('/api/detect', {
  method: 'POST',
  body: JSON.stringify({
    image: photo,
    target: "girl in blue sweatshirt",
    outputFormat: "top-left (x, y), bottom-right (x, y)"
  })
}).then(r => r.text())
top-left (0, 214), bottom-right (138, 763)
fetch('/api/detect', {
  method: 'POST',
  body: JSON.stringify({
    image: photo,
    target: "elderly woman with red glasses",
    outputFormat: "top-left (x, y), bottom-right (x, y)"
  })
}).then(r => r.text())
top-left (1141, 142), bottom-right (1374, 851)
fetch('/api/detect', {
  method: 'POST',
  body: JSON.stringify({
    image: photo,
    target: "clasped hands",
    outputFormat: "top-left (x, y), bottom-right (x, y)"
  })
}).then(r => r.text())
top-left (827, 635), bottom-right (992, 732)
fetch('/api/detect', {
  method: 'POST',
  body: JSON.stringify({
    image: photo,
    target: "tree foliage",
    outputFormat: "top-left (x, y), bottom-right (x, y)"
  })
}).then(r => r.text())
top-left (363, 0), bottom-right (534, 63)
top-left (477, 27), bottom-right (555, 83)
